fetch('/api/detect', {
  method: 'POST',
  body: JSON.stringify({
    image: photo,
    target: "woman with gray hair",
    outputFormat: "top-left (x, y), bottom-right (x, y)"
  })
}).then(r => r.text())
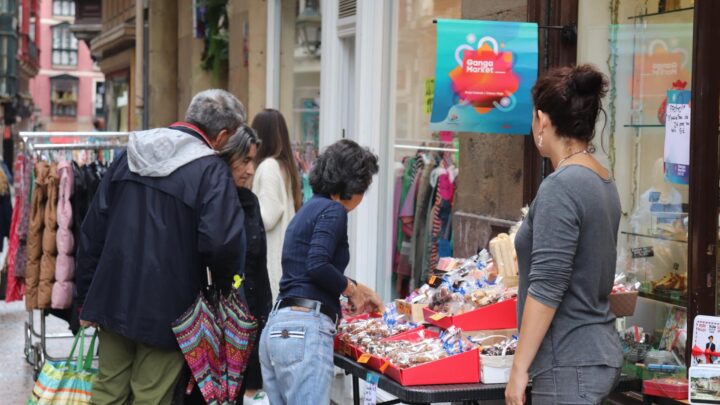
top-left (219, 125), bottom-right (273, 405)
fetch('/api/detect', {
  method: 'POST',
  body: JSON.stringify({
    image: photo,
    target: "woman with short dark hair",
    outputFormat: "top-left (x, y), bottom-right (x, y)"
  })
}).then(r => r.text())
top-left (505, 64), bottom-right (624, 405)
top-left (259, 139), bottom-right (384, 405)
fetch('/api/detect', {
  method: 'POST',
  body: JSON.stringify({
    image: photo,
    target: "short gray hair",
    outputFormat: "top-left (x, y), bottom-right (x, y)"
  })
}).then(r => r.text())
top-left (218, 125), bottom-right (261, 164)
top-left (184, 89), bottom-right (247, 139)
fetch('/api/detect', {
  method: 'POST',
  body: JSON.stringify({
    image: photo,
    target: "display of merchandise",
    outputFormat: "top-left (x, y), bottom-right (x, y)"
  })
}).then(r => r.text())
top-left (609, 273), bottom-right (640, 317)
top-left (336, 248), bottom-right (520, 386)
top-left (689, 366), bottom-right (720, 404)
top-left (643, 377), bottom-right (688, 400)
top-left (6, 147), bottom-right (118, 308)
top-left (392, 150), bottom-right (457, 294)
top-left (401, 250), bottom-right (516, 315)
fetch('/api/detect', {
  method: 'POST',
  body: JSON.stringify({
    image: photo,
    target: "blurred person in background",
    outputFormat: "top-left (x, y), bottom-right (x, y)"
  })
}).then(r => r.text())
top-left (251, 109), bottom-right (302, 302)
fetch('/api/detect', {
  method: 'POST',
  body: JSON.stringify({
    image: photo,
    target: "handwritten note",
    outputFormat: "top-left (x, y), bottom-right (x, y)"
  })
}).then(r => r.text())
top-left (664, 90), bottom-right (691, 185)
top-left (363, 372), bottom-right (380, 405)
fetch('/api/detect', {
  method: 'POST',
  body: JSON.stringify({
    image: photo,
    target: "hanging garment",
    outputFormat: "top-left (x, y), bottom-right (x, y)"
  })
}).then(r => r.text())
top-left (4, 155), bottom-right (23, 302)
top-left (7, 156), bottom-right (23, 281)
top-left (410, 161), bottom-right (435, 287)
top-left (0, 165), bottom-right (12, 240)
top-left (25, 161), bottom-right (49, 310)
top-left (52, 161), bottom-right (74, 309)
top-left (14, 154), bottom-right (32, 279)
top-left (70, 161), bottom-right (87, 256)
top-left (393, 157), bottom-right (418, 276)
top-left (39, 163), bottom-right (59, 309)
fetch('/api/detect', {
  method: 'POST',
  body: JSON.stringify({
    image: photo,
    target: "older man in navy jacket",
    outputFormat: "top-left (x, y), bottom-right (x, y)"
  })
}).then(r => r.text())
top-left (75, 89), bottom-right (247, 405)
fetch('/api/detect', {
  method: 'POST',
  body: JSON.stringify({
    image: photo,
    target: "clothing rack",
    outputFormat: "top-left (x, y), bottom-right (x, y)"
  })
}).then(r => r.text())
top-left (17, 131), bottom-right (129, 378)
top-left (19, 131), bottom-right (130, 152)
top-left (20, 131), bottom-right (130, 139)
top-left (394, 144), bottom-right (459, 153)
top-left (31, 142), bottom-right (125, 151)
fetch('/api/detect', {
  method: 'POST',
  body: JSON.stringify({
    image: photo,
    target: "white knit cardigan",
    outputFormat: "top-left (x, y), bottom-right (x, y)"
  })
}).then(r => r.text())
top-left (252, 157), bottom-right (295, 300)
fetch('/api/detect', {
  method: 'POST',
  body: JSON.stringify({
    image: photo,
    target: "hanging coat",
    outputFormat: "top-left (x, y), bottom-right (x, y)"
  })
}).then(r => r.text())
top-left (25, 161), bottom-right (49, 310)
top-left (52, 161), bottom-right (74, 309)
top-left (38, 163), bottom-right (59, 309)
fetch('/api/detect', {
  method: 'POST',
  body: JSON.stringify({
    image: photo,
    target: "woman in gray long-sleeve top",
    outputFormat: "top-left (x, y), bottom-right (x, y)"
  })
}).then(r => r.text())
top-left (505, 65), bottom-right (624, 405)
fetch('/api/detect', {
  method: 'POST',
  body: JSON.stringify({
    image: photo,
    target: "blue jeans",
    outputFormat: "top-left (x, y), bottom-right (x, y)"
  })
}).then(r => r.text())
top-left (531, 366), bottom-right (621, 404)
top-left (259, 306), bottom-right (337, 405)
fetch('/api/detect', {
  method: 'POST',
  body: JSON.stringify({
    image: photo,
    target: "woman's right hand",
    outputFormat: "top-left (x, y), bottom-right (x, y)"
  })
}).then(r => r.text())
top-left (347, 283), bottom-right (384, 314)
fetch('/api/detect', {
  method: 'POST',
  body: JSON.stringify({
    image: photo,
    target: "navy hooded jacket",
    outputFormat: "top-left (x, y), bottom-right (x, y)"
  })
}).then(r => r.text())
top-left (75, 125), bottom-right (246, 349)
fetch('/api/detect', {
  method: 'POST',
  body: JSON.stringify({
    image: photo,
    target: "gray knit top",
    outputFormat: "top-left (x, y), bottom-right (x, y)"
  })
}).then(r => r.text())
top-left (515, 164), bottom-right (624, 377)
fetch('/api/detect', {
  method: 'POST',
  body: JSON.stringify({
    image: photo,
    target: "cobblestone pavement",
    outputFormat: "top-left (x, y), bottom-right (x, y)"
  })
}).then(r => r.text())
top-left (0, 301), bottom-right (75, 404)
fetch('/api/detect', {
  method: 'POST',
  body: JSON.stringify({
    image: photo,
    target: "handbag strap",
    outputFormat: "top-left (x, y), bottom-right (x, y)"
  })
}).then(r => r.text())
top-left (63, 326), bottom-right (85, 370)
top-left (82, 330), bottom-right (98, 371)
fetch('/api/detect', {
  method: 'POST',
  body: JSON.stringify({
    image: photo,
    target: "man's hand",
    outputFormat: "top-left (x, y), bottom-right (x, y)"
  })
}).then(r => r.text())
top-left (79, 320), bottom-right (99, 328)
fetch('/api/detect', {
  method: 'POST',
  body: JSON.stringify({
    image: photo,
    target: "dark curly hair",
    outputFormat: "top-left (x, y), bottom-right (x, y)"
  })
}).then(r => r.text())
top-left (531, 64), bottom-right (608, 143)
top-left (309, 139), bottom-right (379, 200)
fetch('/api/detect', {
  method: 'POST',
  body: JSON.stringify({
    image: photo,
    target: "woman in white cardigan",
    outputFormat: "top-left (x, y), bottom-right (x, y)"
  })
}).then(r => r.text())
top-left (251, 109), bottom-right (302, 301)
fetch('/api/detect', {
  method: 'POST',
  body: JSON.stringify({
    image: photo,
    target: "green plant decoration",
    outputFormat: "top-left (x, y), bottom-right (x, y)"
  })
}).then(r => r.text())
top-left (606, 0), bottom-right (620, 177)
top-left (198, 0), bottom-right (229, 82)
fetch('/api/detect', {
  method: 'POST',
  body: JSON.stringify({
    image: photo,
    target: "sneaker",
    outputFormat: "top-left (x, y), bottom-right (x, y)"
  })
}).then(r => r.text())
top-left (243, 391), bottom-right (270, 405)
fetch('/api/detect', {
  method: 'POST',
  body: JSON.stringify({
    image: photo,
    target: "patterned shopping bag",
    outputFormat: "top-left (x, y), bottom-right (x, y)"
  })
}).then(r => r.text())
top-left (27, 327), bottom-right (97, 405)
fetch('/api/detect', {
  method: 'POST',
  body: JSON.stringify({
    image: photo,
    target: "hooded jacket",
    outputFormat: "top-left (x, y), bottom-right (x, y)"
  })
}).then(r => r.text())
top-left (75, 125), bottom-right (246, 349)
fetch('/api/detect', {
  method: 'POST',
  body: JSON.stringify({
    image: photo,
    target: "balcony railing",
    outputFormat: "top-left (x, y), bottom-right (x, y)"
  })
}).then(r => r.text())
top-left (19, 33), bottom-right (39, 69)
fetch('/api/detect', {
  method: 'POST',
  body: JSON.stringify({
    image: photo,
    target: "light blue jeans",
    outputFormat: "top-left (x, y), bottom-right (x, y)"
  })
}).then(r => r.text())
top-left (259, 306), bottom-right (337, 405)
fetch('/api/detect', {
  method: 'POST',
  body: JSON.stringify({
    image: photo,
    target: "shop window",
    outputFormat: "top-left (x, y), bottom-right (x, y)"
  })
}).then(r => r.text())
top-left (277, 0), bottom-right (323, 204)
top-left (388, 0), bottom-right (462, 298)
top-left (95, 81), bottom-right (105, 118)
top-left (105, 75), bottom-right (129, 132)
top-left (52, 0), bottom-right (75, 17)
top-left (577, 0), bottom-right (695, 358)
top-left (50, 75), bottom-right (78, 118)
top-left (51, 23), bottom-right (78, 67)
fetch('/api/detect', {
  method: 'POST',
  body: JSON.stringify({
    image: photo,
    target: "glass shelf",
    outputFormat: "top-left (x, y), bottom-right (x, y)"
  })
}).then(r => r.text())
top-left (638, 290), bottom-right (687, 307)
top-left (623, 124), bottom-right (665, 128)
top-left (621, 231), bottom-right (688, 244)
top-left (627, 6), bottom-right (694, 20)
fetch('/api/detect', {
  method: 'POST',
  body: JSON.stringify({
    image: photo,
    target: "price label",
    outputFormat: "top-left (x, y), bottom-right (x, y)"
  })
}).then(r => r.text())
top-left (631, 246), bottom-right (654, 259)
top-left (363, 372), bottom-right (380, 405)
top-left (379, 361), bottom-right (390, 374)
top-left (428, 275), bottom-right (442, 288)
top-left (357, 353), bottom-right (371, 364)
top-left (430, 313), bottom-right (446, 322)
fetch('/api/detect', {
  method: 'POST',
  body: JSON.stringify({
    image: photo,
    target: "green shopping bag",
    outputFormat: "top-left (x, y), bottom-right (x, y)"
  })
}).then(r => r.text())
top-left (27, 327), bottom-right (98, 405)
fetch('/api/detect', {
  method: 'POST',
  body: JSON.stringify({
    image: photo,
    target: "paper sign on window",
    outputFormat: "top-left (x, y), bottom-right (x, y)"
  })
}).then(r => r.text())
top-left (663, 90), bottom-right (691, 185)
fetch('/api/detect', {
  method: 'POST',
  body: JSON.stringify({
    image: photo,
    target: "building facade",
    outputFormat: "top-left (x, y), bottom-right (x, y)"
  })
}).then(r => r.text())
top-left (73, 0), bottom-right (720, 402)
top-left (31, 0), bottom-right (104, 131)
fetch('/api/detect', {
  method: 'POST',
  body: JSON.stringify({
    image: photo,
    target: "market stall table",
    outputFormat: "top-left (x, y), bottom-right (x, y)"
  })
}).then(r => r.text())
top-left (335, 353), bottom-right (643, 405)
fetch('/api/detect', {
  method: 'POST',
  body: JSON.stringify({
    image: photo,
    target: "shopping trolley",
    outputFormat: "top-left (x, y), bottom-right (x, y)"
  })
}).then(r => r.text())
top-left (20, 131), bottom-right (129, 379)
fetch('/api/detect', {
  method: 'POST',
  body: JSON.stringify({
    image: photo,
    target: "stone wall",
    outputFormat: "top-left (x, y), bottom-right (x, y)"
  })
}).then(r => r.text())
top-left (148, 0), bottom-right (178, 127)
top-left (228, 0), bottom-right (268, 119)
top-left (453, 0), bottom-right (528, 257)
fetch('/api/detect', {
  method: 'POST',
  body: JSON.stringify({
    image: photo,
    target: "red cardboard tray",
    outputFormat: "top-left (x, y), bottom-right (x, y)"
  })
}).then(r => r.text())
top-left (643, 378), bottom-right (688, 400)
top-left (423, 298), bottom-right (518, 331)
top-left (334, 312), bottom-right (382, 352)
top-left (380, 328), bottom-right (480, 386)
